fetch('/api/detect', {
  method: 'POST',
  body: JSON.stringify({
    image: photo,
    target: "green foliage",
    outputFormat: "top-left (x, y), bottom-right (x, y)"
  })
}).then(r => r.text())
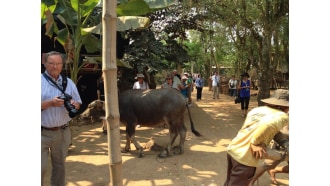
top-left (42, 0), bottom-right (101, 83)
top-left (122, 29), bottom-right (169, 73)
top-left (41, 0), bottom-right (288, 90)
top-left (117, 0), bottom-right (151, 16)
top-left (42, 0), bottom-right (176, 83)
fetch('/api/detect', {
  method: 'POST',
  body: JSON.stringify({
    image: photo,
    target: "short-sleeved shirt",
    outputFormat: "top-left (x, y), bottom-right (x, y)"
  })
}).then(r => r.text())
top-left (211, 75), bottom-right (220, 86)
top-left (172, 76), bottom-right (182, 90)
top-left (227, 106), bottom-right (289, 167)
top-left (229, 79), bottom-right (238, 89)
top-left (133, 81), bottom-right (149, 90)
top-left (41, 72), bottom-right (82, 128)
top-left (195, 77), bottom-right (204, 88)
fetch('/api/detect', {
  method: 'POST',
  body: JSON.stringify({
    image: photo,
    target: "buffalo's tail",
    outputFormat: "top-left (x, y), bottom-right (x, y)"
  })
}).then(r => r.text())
top-left (186, 102), bottom-right (202, 137)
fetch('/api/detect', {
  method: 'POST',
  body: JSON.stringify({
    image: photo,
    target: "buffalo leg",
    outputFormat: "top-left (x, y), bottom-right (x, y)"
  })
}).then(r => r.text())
top-left (122, 122), bottom-right (144, 157)
top-left (175, 116), bottom-right (187, 155)
top-left (165, 131), bottom-right (179, 157)
top-left (130, 135), bottom-right (144, 158)
top-left (121, 133), bottom-right (131, 153)
top-left (122, 123), bottom-right (134, 153)
top-left (158, 131), bottom-right (178, 158)
top-left (178, 123), bottom-right (187, 155)
top-left (158, 119), bottom-right (177, 158)
top-left (159, 118), bottom-right (186, 158)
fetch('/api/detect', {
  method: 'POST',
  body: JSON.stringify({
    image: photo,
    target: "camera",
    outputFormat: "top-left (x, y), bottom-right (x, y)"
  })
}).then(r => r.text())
top-left (58, 93), bottom-right (78, 118)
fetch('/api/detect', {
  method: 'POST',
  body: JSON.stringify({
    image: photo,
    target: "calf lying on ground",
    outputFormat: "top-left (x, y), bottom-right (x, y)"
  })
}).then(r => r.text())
top-left (79, 100), bottom-right (105, 124)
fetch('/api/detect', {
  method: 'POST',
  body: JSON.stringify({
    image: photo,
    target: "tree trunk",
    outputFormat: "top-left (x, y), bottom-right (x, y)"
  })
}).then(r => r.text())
top-left (103, 0), bottom-right (123, 185)
top-left (257, 28), bottom-right (273, 106)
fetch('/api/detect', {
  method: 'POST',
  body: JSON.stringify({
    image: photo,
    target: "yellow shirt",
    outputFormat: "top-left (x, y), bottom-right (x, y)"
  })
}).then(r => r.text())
top-left (227, 106), bottom-right (289, 167)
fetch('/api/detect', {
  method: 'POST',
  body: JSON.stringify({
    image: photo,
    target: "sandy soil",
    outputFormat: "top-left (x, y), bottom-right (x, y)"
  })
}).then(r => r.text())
top-left (45, 88), bottom-right (289, 186)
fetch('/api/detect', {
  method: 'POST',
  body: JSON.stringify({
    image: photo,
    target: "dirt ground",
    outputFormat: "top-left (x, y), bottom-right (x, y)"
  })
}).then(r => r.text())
top-left (45, 88), bottom-right (289, 186)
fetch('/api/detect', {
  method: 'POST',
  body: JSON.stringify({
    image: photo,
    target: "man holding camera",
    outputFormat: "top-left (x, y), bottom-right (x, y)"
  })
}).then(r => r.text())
top-left (41, 51), bottom-right (82, 186)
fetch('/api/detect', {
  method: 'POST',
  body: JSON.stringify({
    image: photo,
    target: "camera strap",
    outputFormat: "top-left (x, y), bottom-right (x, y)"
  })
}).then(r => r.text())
top-left (42, 73), bottom-right (68, 94)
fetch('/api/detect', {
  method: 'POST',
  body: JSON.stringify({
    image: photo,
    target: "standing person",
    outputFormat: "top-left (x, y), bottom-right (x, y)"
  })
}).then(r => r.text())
top-left (180, 75), bottom-right (189, 100)
top-left (223, 89), bottom-right (289, 186)
top-left (41, 51), bottom-right (82, 186)
top-left (211, 71), bottom-right (220, 99)
top-left (208, 75), bottom-right (212, 91)
top-left (97, 74), bottom-right (105, 101)
top-left (228, 75), bottom-right (238, 99)
top-left (133, 73), bottom-right (149, 90)
top-left (184, 72), bottom-right (193, 106)
top-left (195, 74), bottom-right (204, 101)
top-left (161, 74), bottom-right (174, 89)
top-left (172, 70), bottom-right (183, 90)
top-left (172, 69), bottom-right (181, 80)
top-left (238, 72), bottom-right (251, 117)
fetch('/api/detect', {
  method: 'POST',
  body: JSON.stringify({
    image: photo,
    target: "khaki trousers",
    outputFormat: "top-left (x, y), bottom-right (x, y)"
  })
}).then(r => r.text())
top-left (41, 127), bottom-right (71, 186)
top-left (212, 86), bottom-right (219, 98)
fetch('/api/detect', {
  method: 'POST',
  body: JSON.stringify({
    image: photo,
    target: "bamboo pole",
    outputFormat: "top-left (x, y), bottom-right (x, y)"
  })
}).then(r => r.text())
top-left (102, 0), bottom-right (123, 185)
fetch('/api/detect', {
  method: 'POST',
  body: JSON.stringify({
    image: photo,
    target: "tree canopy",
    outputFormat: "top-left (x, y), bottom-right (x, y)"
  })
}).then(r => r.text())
top-left (42, 0), bottom-right (289, 102)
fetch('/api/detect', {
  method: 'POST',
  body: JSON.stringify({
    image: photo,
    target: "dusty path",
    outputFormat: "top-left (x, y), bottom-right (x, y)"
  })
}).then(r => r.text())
top-left (45, 88), bottom-right (289, 186)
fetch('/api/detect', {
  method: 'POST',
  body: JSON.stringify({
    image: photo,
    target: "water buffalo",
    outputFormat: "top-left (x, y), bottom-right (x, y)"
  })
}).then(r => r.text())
top-left (119, 88), bottom-right (202, 158)
top-left (79, 88), bottom-right (202, 158)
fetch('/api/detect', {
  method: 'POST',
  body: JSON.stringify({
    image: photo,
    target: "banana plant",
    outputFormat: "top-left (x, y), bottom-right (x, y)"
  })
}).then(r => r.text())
top-left (41, 0), bottom-right (175, 83)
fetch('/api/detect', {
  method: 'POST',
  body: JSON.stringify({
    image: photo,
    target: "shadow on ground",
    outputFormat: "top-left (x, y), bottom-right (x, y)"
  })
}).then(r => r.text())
top-left (44, 89), bottom-right (288, 186)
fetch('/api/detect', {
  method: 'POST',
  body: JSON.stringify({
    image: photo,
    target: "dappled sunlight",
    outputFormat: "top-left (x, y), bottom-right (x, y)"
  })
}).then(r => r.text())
top-left (59, 89), bottom-right (288, 186)
top-left (123, 179), bottom-right (175, 186)
top-left (216, 112), bottom-right (228, 117)
top-left (67, 155), bottom-right (108, 165)
top-left (194, 170), bottom-right (218, 177)
top-left (190, 144), bottom-right (220, 152)
top-left (67, 180), bottom-right (94, 185)
top-left (218, 138), bottom-right (233, 145)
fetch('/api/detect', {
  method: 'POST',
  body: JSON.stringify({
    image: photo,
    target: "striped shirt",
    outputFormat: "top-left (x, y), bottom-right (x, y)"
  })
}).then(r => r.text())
top-left (41, 72), bottom-right (82, 128)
